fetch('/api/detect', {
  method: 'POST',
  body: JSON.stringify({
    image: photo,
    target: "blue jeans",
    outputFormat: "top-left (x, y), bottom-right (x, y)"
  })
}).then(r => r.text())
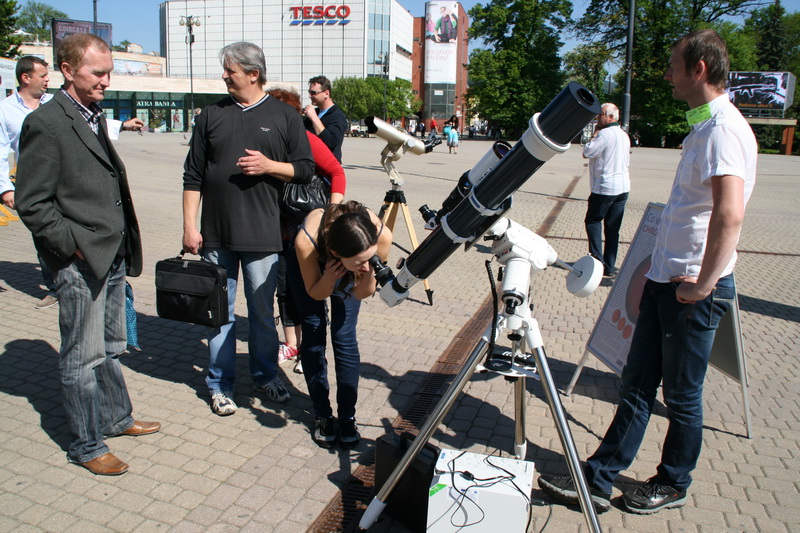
top-left (203, 248), bottom-right (280, 395)
top-left (39, 254), bottom-right (56, 293)
top-left (585, 275), bottom-right (735, 493)
top-left (56, 256), bottom-right (133, 463)
top-left (585, 192), bottom-right (628, 275)
top-left (286, 244), bottom-right (362, 419)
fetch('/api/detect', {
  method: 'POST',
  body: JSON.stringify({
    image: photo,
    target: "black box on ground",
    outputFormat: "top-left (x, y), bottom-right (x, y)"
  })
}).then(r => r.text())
top-left (374, 432), bottom-right (440, 533)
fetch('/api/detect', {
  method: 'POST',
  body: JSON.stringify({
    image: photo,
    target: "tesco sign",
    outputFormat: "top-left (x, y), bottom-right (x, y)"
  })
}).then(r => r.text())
top-left (289, 5), bottom-right (351, 25)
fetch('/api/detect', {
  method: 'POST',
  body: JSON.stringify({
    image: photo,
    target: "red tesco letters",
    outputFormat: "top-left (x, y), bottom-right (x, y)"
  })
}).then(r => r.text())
top-left (289, 5), bottom-right (351, 19)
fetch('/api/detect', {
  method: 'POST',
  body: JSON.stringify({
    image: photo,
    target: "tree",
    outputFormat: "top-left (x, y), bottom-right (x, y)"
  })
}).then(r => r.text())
top-left (467, 0), bottom-right (571, 136)
top-left (113, 39), bottom-right (132, 52)
top-left (745, 0), bottom-right (789, 70)
top-left (16, 0), bottom-right (66, 43)
top-left (575, 0), bottom-right (768, 146)
top-left (0, 0), bottom-right (21, 57)
top-left (563, 42), bottom-right (613, 98)
top-left (333, 77), bottom-right (376, 127)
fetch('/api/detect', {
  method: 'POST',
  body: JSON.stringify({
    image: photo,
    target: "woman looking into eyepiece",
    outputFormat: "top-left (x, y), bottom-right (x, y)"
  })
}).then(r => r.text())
top-left (287, 201), bottom-right (391, 448)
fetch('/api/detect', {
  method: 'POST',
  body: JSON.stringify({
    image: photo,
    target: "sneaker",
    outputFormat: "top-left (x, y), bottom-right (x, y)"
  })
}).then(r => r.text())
top-left (293, 358), bottom-right (304, 374)
top-left (35, 294), bottom-right (58, 309)
top-left (338, 417), bottom-right (361, 449)
top-left (278, 343), bottom-right (299, 364)
top-left (622, 476), bottom-right (687, 514)
top-left (538, 474), bottom-right (612, 513)
top-left (313, 417), bottom-right (338, 448)
top-left (211, 392), bottom-right (237, 416)
top-left (253, 376), bottom-right (291, 403)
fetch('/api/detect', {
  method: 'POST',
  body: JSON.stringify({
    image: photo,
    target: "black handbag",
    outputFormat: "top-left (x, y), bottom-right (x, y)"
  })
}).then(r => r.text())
top-left (280, 174), bottom-right (331, 223)
top-left (155, 252), bottom-right (229, 327)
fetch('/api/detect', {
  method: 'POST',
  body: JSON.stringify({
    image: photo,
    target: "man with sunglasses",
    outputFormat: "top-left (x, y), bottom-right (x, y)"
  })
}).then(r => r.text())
top-left (304, 75), bottom-right (347, 162)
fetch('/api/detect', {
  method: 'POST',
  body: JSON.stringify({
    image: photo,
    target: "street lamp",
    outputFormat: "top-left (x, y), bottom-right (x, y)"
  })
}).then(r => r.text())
top-left (378, 51), bottom-right (389, 121)
top-left (179, 15), bottom-right (201, 129)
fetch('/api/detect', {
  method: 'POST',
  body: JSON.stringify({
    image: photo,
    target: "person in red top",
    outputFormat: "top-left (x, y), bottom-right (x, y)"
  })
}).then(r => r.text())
top-left (267, 88), bottom-right (346, 373)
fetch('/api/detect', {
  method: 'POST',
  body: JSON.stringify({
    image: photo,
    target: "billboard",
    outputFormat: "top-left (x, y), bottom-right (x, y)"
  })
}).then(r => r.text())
top-left (51, 19), bottom-right (113, 69)
top-left (424, 1), bottom-right (459, 84)
top-left (727, 71), bottom-right (796, 112)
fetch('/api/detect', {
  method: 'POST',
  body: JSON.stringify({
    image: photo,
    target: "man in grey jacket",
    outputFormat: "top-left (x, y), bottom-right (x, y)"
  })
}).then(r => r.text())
top-left (16, 33), bottom-right (159, 476)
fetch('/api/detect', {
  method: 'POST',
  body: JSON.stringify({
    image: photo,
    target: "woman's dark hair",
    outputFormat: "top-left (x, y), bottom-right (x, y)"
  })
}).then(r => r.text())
top-left (317, 201), bottom-right (377, 263)
top-left (448, 115), bottom-right (459, 129)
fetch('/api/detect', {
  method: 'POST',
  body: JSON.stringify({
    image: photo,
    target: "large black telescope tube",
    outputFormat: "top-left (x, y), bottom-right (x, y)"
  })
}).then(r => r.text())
top-left (379, 82), bottom-right (600, 307)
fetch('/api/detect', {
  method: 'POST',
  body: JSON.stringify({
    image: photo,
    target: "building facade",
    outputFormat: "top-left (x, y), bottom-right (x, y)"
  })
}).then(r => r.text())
top-left (411, 1), bottom-right (469, 132)
top-left (160, 0), bottom-right (414, 99)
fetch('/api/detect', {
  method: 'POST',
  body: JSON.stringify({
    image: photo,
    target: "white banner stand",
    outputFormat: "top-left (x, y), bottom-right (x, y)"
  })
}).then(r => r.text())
top-left (565, 202), bottom-right (752, 438)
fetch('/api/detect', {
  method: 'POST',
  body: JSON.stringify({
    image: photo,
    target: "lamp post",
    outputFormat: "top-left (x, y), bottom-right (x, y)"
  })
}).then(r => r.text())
top-left (179, 15), bottom-right (201, 129)
top-left (378, 51), bottom-right (389, 121)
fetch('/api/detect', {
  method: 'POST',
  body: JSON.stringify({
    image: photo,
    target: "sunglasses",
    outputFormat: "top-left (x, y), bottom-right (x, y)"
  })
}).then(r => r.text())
top-left (308, 89), bottom-right (327, 96)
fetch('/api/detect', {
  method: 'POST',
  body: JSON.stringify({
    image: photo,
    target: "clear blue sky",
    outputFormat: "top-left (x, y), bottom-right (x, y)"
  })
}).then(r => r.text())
top-left (39, 0), bottom-right (793, 56)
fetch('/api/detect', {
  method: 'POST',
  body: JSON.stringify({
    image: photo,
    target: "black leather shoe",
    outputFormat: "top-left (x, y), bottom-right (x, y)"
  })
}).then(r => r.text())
top-left (623, 476), bottom-right (687, 514)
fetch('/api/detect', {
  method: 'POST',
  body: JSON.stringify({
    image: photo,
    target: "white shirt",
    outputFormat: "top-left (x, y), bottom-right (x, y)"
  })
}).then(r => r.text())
top-left (647, 94), bottom-right (757, 283)
top-left (0, 91), bottom-right (52, 195)
top-left (0, 91), bottom-right (124, 196)
top-left (582, 123), bottom-right (631, 196)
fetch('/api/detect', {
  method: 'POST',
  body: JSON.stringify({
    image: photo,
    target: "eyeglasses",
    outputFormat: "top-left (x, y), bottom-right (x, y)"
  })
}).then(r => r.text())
top-left (308, 89), bottom-right (326, 96)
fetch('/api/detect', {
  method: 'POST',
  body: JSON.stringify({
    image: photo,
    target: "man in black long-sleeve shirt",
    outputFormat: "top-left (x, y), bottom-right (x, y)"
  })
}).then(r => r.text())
top-left (183, 42), bottom-right (314, 416)
top-left (304, 75), bottom-right (347, 162)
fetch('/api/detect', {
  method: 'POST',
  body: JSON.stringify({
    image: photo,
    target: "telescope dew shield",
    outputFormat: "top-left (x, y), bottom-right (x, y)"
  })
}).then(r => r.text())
top-left (365, 116), bottom-right (426, 155)
top-left (392, 82), bottom-right (600, 292)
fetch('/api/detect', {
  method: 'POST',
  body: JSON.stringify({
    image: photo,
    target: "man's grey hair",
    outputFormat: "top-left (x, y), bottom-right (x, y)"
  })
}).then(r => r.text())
top-left (219, 42), bottom-right (267, 85)
top-left (601, 103), bottom-right (619, 121)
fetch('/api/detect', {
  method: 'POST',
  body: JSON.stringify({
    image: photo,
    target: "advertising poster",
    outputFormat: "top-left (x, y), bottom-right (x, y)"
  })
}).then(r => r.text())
top-left (51, 19), bottom-right (112, 69)
top-left (586, 203), bottom-right (663, 375)
top-left (424, 1), bottom-right (459, 84)
top-left (727, 71), bottom-right (796, 112)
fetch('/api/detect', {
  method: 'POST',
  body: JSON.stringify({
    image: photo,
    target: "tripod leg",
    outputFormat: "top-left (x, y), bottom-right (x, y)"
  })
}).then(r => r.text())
top-left (513, 376), bottom-right (527, 459)
top-left (525, 328), bottom-right (602, 533)
top-left (359, 328), bottom-right (493, 530)
top-left (398, 201), bottom-right (434, 304)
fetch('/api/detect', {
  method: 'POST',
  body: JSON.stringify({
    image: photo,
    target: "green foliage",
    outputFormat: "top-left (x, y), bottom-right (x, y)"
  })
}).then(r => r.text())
top-left (17, 0), bottom-right (66, 43)
top-left (332, 76), bottom-right (419, 124)
top-left (467, 0), bottom-right (570, 136)
top-left (576, 0), bottom-right (769, 146)
top-left (564, 42), bottom-right (613, 98)
top-left (745, 0), bottom-right (789, 70)
top-left (0, 0), bottom-right (21, 58)
top-left (113, 40), bottom-right (132, 52)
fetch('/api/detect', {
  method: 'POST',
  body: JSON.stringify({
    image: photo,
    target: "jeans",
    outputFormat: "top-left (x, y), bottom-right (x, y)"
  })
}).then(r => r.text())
top-left (203, 248), bottom-right (280, 395)
top-left (56, 256), bottom-right (133, 463)
top-left (585, 275), bottom-right (735, 493)
top-left (585, 192), bottom-right (628, 275)
top-left (39, 254), bottom-right (56, 293)
top-left (286, 244), bottom-right (362, 420)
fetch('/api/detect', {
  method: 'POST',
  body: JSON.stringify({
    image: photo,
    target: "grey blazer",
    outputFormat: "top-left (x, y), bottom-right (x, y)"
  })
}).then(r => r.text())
top-left (15, 91), bottom-right (143, 279)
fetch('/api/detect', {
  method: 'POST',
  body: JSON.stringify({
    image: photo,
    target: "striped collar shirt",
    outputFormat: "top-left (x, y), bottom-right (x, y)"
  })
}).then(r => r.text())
top-left (60, 88), bottom-right (103, 134)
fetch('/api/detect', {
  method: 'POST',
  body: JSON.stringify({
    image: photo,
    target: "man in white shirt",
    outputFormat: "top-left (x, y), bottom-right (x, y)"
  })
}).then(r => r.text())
top-left (582, 102), bottom-right (631, 279)
top-left (539, 29), bottom-right (757, 516)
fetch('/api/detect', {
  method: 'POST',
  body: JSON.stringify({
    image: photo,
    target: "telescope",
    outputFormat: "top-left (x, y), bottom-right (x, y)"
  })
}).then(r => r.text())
top-left (373, 82), bottom-right (601, 306)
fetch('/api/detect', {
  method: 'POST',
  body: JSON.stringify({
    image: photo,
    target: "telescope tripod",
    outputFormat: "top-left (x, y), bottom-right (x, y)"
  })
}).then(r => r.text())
top-left (360, 254), bottom-right (603, 532)
top-left (378, 185), bottom-right (434, 305)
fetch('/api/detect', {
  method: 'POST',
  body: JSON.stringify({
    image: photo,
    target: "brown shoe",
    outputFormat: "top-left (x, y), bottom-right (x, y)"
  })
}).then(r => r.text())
top-left (79, 452), bottom-right (129, 476)
top-left (119, 420), bottom-right (161, 436)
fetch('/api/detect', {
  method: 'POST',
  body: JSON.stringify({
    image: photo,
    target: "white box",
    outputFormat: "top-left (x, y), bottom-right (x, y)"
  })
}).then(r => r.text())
top-left (426, 449), bottom-right (535, 533)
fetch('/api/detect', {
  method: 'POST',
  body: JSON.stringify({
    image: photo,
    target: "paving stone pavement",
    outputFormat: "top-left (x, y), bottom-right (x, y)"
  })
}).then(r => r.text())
top-left (1, 129), bottom-right (798, 533)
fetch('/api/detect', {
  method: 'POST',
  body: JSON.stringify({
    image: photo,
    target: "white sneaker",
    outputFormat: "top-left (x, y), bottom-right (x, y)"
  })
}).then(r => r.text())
top-left (211, 392), bottom-right (237, 416)
top-left (253, 376), bottom-right (291, 403)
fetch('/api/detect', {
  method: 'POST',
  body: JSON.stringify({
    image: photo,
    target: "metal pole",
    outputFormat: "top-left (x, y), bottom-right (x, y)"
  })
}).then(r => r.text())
top-left (93, 0), bottom-right (98, 36)
top-left (621, 0), bottom-right (635, 131)
top-left (188, 24), bottom-right (195, 116)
